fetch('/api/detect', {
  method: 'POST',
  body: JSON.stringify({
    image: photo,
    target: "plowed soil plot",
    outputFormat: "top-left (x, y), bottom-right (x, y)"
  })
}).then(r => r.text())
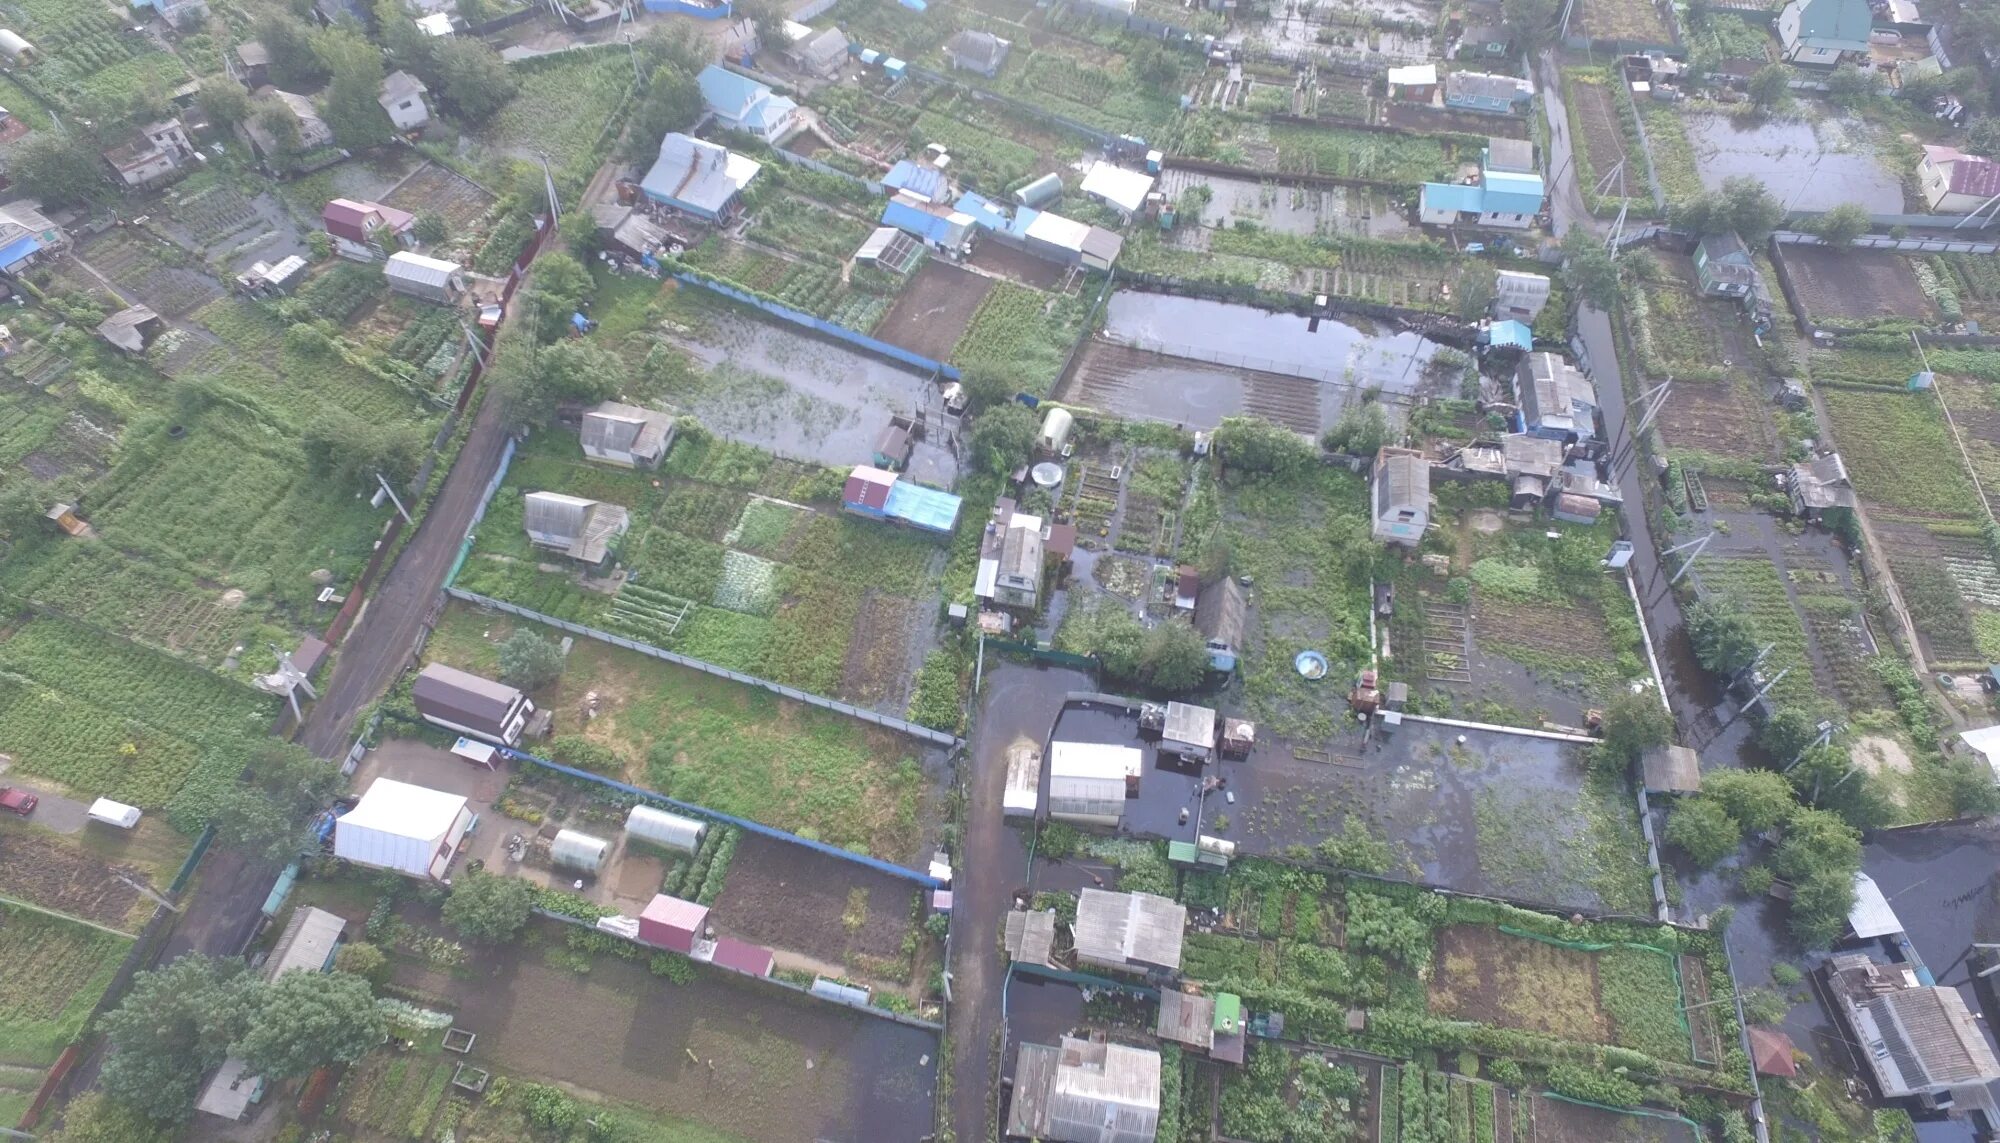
top-left (0, 827), bottom-right (142, 929)
top-left (841, 593), bottom-right (924, 707)
top-left (383, 161), bottom-right (497, 230)
top-left (1572, 0), bottom-right (1672, 46)
top-left (1064, 340), bottom-right (1323, 434)
top-left (875, 260), bottom-right (993, 361)
top-left (1570, 80), bottom-right (1629, 185)
top-left (709, 833), bottom-right (921, 967)
top-left (1656, 378), bottom-right (1773, 461)
top-left (1429, 924), bottom-right (1609, 1044)
top-left (1529, 1093), bottom-right (1699, 1143)
top-left (1782, 245), bottom-right (1930, 324)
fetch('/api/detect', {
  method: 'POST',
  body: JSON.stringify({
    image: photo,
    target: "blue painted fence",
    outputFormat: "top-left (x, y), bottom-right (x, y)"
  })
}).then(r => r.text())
top-left (672, 271), bottom-right (960, 380)
top-left (643, 0), bottom-right (732, 16)
top-left (499, 744), bottom-right (946, 888)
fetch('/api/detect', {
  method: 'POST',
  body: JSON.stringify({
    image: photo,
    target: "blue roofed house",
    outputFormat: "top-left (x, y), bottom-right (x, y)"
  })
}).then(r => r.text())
top-left (1487, 320), bottom-right (1533, 351)
top-left (883, 192), bottom-right (975, 255)
top-left (884, 158), bottom-right (952, 204)
top-left (1516, 351), bottom-right (1598, 441)
top-left (955, 190), bottom-right (1011, 231)
top-left (697, 65), bottom-right (800, 143)
top-left (0, 200), bottom-right (66, 276)
top-left (1778, 0), bottom-right (1871, 65)
top-left (1417, 138), bottom-right (1543, 229)
top-left (1444, 70), bottom-right (1533, 115)
top-left (641, 133), bottom-right (762, 221)
top-left (843, 465), bottom-right (961, 534)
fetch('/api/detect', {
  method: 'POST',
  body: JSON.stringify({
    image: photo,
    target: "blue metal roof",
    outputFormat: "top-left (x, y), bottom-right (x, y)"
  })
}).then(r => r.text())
top-left (1421, 182), bottom-right (1485, 214)
top-left (1489, 320), bottom-right (1532, 349)
top-left (1007, 205), bottom-right (1041, 240)
top-left (884, 480), bottom-right (961, 533)
top-left (698, 65), bottom-right (769, 120)
top-left (1481, 170), bottom-right (1545, 214)
top-left (882, 197), bottom-right (956, 245)
top-left (955, 190), bottom-right (1009, 231)
top-left (885, 160), bottom-right (947, 202)
top-left (0, 233), bottom-right (42, 269)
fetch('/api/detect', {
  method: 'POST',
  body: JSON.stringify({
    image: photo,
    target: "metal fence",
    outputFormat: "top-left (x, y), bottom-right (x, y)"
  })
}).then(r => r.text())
top-left (502, 744), bottom-right (947, 886)
top-left (671, 271), bottom-right (960, 380)
top-left (1774, 228), bottom-right (2000, 251)
top-left (450, 588), bottom-right (962, 747)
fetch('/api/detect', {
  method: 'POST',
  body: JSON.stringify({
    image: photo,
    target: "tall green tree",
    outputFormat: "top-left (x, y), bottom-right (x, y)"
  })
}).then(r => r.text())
top-left (1670, 176), bottom-right (1785, 243)
top-left (253, 12), bottom-right (328, 90)
top-left (1601, 690), bottom-right (1673, 765)
top-left (524, 251), bottom-right (596, 343)
top-left (1807, 202), bottom-right (1870, 247)
top-left (1699, 768), bottom-right (1794, 834)
top-left (198, 77), bottom-right (253, 128)
top-left (36, 1094), bottom-right (173, 1143)
top-left (1214, 416), bottom-right (1315, 476)
top-left (622, 65), bottom-right (704, 164)
top-left (234, 971), bottom-right (387, 1079)
top-left (1558, 226), bottom-right (1623, 311)
top-left (206, 744), bottom-right (345, 866)
top-left (1684, 597), bottom-right (1759, 676)
top-left (1664, 797), bottom-right (1739, 867)
top-left (302, 408), bottom-right (428, 493)
top-left (495, 337), bottom-right (627, 425)
top-left (315, 25), bottom-right (390, 147)
top-left (432, 38), bottom-right (517, 123)
top-left (1141, 621), bottom-right (1210, 693)
top-left (1746, 64), bottom-right (1790, 111)
top-left (497, 629), bottom-right (565, 690)
top-left (968, 403), bottom-right (1038, 475)
top-left (98, 956), bottom-right (262, 1122)
top-left (1502, 0), bottom-right (1561, 51)
top-left (11, 133), bottom-right (103, 207)
top-left (1772, 806), bottom-right (1861, 947)
top-left (443, 869), bottom-right (534, 942)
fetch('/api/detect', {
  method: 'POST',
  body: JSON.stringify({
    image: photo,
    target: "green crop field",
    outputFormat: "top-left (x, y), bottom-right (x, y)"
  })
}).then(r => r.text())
top-left (452, 430), bottom-right (951, 709)
top-left (475, 50), bottom-right (634, 182)
top-left (0, 903), bottom-right (128, 1075)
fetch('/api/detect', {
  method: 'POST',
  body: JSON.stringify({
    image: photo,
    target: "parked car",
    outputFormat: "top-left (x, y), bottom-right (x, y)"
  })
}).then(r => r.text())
top-left (0, 788), bottom-right (38, 816)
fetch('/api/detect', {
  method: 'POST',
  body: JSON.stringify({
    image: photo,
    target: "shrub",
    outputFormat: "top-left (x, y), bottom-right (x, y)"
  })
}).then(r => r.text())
top-left (1664, 797), bottom-right (1740, 867)
top-left (546, 734), bottom-right (619, 775)
top-left (1547, 1064), bottom-right (1643, 1107)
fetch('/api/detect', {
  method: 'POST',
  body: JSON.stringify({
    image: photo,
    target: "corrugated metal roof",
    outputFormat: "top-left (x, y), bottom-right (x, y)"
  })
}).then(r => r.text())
top-left (1074, 888), bottom-right (1185, 970)
top-left (641, 134), bottom-right (760, 217)
top-left (1480, 170), bottom-right (1545, 215)
top-left (385, 251), bottom-right (460, 289)
top-left (1080, 162), bottom-right (1155, 215)
top-left (1003, 909), bottom-right (1057, 964)
top-left (1489, 320), bottom-right (1532, 349)
top-left (884, 159), bottom-right (949, 203)
top-left (1156, 989), bottom-right (1215, 1048)
top-left (641, 893), bottom-right (709, 932)
top-left (1025, 209), bottom-right (1089, 252)
top-left (884, 479), bottom-right (962, 532)
top-left (414, 662), bottom-right (523, 726)
top-left (698, 64), bottom-right (769, 120)
top-left (1865, 985), bottom-right (2000, 1089)
top-left (1422, 182), bottom-right (1486, 214)
top-left (1849, 872), bottom-right (1902, 939)
top-left (265, 906), bottom-right (345, 980)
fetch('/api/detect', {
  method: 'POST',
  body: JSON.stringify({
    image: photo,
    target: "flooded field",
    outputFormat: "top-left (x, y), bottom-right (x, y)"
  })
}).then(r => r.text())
top-left (1043, 700), bottom-right (1652, 915)
top-left (666, 306), bottom-right (958, 486)
top-left (1065, 293), bottom-right (1449, 434)
top-left (1158, 169), bottom-right (1411, 240)
top-left (1683, 114), bottom-right (1902, 214)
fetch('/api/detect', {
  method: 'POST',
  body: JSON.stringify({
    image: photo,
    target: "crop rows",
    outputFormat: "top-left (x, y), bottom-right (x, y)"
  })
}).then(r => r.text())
top-left (1694, 557), bottom-right (1822, 714)
top-left (1819, 386), bottom-right (1983, 519)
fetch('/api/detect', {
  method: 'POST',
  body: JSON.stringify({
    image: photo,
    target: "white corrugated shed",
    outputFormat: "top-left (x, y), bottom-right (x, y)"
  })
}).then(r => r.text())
top-left (334, 778), bottom-right (471, 879)
top-left (1004, 740), bottom-right (1041, 817)
top-left (1048, 741), bottom-right (1139, 826)
top-left (1958, 724), bottom-right (2000, 781)
top-left (384, 251), bottom-right (460, 289)
top-left (1849, 872), bottom-right (1903, 939)
top-left (1025, 209), bottom-right (1090, 253)
top-left (1080, 162), bottom-right (1155, 216)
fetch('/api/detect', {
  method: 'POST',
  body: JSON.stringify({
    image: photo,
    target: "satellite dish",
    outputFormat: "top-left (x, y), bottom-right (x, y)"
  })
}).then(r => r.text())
top-left (1031, 462), bottom-right (1064, 488)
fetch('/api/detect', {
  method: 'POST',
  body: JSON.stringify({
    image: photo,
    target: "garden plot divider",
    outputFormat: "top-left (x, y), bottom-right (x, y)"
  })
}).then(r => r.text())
top-left (498, 743), bottom-right (947, 885)
top-left (768, 146), bottom-right (886, 195)
top-left (455, 588), bottom-right (961, 746)
top-left (904, 64), bottom-right (1140, 158)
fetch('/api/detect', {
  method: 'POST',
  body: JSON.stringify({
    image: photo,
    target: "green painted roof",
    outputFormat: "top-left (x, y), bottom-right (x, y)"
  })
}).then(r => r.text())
top-left (1214, 992), bottom-right (1242, 1031)
top-left (1167, 840), bottom-right (1201, 864)
top-left (1795, 0), bottom-right (1871, 49)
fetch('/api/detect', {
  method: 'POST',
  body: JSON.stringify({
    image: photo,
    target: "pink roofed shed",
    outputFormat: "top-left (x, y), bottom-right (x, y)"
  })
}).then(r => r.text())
top-left (638, 894), bottom-right (709, 953)
top-left (710, 938), bottom-right (775, 977)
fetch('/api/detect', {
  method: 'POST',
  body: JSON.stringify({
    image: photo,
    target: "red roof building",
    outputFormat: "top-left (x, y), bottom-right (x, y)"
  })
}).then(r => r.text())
top-left (322, 198), bottom-right (416, 248)
top-left (1748, 1026), bottom-right (1797, 1078)
top-left (710, 938), bottom-right (775, 977)
top-left (841, 464), bottom-right (897, 515)
top-left (638, 894), bottom-right (709, 954)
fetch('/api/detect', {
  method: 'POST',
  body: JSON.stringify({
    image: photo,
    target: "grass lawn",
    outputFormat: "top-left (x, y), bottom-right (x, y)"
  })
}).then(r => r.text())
top-left (474, 50), bottom-right (634, 182)
top-left (424, 603), bottom-right (929, 860)
top-left (0, 904), bottom-right (129, 1068)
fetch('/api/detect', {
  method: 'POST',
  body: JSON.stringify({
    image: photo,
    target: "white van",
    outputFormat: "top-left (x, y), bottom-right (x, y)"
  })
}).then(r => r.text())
top-left (86, 798), bottom-right (142, 830)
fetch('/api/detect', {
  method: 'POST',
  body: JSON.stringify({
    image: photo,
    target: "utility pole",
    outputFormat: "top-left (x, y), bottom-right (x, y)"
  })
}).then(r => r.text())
top-left (376, 471), bottom-right (413, 525)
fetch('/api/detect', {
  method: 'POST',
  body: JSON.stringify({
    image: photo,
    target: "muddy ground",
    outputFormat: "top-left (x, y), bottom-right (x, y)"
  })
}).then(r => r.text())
top-left (873, 259), bottom-right (994, 362)
top-left (709, 832), bottom-right (924, 976)
top-left (1780, 244), bottom-right (1931, 325)
top-left (0, 825), bottom-right (145, 930)
top-left (389, 917), bottom-right (937, 1143)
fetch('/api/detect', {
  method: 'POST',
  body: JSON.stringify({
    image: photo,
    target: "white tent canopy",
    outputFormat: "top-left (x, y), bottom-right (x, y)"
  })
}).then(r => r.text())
top-left (334, 778), bottom-right (472, 879)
